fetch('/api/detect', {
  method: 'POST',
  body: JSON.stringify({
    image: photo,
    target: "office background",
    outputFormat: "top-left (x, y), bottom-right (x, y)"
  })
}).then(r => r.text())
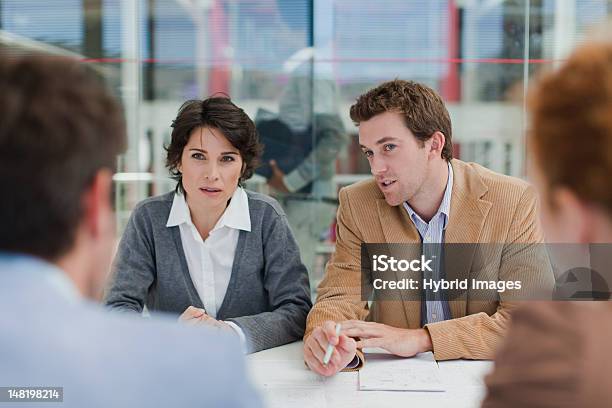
top-left (1, 0), bottom-right (611, 295)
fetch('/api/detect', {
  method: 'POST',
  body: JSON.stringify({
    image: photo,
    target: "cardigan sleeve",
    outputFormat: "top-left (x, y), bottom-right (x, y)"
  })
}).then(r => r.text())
top-left (103, 203), bottom-right (156, 314)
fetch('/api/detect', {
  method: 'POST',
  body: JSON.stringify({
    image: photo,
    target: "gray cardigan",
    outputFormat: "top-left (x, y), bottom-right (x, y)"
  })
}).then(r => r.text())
top-left (104, 190), bottom-right (312, 353)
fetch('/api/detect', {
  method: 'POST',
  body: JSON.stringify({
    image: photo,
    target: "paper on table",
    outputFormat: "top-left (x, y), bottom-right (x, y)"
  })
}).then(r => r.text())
top-left (358, 351), bottom-right (445, 392)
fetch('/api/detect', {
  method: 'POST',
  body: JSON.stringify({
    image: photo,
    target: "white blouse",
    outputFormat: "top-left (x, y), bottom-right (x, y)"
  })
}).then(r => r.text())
top-left (166, 187), bottom-right (251, 346)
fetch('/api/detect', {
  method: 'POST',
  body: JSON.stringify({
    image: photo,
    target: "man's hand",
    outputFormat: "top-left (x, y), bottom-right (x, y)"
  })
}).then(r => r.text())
top-left (267, 160), bottom-right (290, 193)
top-left (304, 320), bottom-right (357, 377)
top-left (341, 320), bottom-right (432, 357)
top-left (178, 306), bottom-right (233, 332)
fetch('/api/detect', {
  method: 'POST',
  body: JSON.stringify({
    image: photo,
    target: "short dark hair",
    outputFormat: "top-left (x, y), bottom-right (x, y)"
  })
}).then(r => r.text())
top-left (166, 97), bottom-right (263, 194)
top-left (0, 55), bottom-right (126, 261)
top-left (350, 79), bottom-right (453, 161)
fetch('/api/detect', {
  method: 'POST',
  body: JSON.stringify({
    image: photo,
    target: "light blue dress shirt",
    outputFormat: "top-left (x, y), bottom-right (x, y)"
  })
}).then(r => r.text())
top-left (0, 252), bottom-right (262, 408)
top-left (403, 162), bottom-right (453, 324)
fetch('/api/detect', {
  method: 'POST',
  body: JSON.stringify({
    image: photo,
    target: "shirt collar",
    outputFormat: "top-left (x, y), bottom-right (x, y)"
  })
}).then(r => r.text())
top-left (403, 161), bottom-right (454, 229)
top-left (166, 187), bottom-right (251, 232)
top-left (217, 187), bottom-right (251, 232)
top-left (166, 192), bottom-right (190, 227)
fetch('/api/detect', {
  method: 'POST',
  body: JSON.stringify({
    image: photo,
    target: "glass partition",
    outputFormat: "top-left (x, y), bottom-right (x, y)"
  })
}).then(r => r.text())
top-left (2, 0), bottom-right (611, 296)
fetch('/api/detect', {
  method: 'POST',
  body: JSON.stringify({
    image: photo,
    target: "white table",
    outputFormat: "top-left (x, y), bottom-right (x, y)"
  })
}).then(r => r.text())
top-left (247, 342), bottom-right (493, 408)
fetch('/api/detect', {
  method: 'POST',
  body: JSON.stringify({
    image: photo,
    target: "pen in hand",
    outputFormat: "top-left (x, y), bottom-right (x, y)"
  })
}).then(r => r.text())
top-left (323, 323), bottom-right (342, 366)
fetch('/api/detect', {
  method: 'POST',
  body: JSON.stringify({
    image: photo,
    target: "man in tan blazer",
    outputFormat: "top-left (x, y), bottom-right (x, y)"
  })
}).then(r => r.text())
top-left (303, 79), bottom-right (555, 376)
top-left (482, 42), bottom-right (612, 407)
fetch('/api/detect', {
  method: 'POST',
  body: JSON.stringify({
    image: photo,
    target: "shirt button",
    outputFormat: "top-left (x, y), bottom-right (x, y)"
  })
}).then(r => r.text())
top-left (432, 313), bottom-right (437, 320)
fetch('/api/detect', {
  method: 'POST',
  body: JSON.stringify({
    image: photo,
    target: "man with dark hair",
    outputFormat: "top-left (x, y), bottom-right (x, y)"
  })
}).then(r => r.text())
top-left (0, 55), bottom-right (260, 407)
top-left (303, 79), bottom-right (555, 376)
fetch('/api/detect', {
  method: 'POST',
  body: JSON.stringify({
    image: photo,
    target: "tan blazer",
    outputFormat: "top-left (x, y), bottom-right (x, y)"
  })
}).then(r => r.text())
top-left (305, 159), bottom-right (554, 362)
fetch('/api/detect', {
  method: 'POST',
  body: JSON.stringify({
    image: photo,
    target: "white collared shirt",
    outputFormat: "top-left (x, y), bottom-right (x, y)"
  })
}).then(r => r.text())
top-left (166, 187), bottom-right (250, 348)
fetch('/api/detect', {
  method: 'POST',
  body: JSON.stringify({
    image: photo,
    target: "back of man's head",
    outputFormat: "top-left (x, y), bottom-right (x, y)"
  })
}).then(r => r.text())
top-left (529, 42), bottom-right (612, 217)
top-left (0, 55), bottom-right (126, 262)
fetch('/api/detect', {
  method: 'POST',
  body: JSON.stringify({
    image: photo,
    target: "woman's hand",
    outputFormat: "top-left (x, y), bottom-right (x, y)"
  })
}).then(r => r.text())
top-left (178, 306), bottom-right (234, 332)
top-left (178, 306), bottom-right (206, 324)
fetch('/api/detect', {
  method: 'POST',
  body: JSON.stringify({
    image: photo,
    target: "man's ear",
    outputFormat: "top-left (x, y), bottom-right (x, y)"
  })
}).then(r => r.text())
top-left (552, 187), bottom-right (593, 243)
top-left (428, 131), bottom-right (446, 159)
top-left (82, 169), bottom-right (113, 238)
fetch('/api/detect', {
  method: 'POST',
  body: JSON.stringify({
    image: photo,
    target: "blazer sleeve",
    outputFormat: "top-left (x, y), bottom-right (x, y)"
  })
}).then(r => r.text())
top-left (304, 187), bottom-right (370, 369)
top-left (424, 184), bottom-right (555, 360)
top-left (104, 203), bottom-right (156, 314)
top-left (226, 210), bottom-right (312, 353)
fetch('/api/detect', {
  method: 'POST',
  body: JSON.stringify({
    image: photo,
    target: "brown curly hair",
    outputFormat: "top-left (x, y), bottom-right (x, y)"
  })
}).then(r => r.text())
top-left (166, 97), bottom-right (263, 194)
top-left (349, 79), bottom-right (453, 161)
top-left (529, 42), bottom-right (612, 214)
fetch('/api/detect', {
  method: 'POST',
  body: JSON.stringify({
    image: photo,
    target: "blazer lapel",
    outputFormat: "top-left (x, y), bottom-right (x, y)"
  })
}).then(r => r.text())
top-left (444, 160), bottom-right (492, 319)
top-left (377, 199), bottom-right (421, 244)
top-left (376, 199), bottom-right (422, 328)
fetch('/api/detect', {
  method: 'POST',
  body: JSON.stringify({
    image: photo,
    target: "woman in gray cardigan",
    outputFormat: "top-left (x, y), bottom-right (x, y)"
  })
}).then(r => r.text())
top-left (105, 97), bottom-right (312, 353)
